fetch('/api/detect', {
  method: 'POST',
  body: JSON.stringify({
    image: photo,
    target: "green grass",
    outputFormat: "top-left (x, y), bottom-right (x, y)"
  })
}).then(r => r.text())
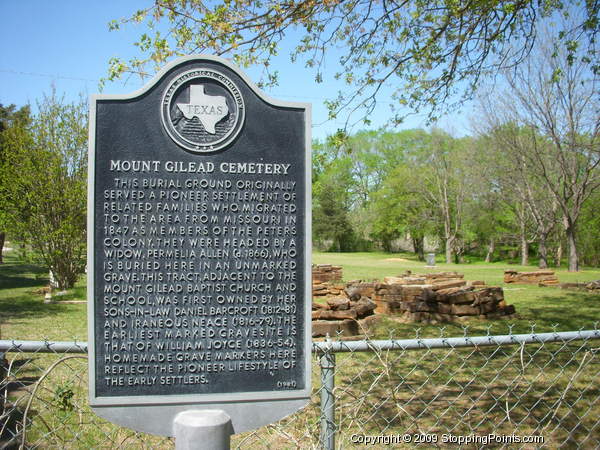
top-left (309, 250), bottom-right (600, 446)
top-left (0, 253), bottom-right (87, 341)
top-left (328, 340), bottom-right (600, 448)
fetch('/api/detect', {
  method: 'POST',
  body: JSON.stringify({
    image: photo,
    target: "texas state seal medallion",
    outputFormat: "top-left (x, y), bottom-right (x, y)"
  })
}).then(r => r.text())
top-left (161, 69), bottom-right (245, 152)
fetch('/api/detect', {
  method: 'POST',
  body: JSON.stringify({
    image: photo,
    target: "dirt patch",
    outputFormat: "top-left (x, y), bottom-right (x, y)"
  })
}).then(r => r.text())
top-left (384, 258), bottom-right (409, 262)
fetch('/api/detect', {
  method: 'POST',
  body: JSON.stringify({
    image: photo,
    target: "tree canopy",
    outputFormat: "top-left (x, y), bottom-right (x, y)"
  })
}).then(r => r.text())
top-left (477, 28), bottom-right (599, 272)
top-left (107, 0), bottom-right (599, 125)
top-left (311, 125), bottom-right (598, 269)
top-left (0, 93), bottom-right (88, 288)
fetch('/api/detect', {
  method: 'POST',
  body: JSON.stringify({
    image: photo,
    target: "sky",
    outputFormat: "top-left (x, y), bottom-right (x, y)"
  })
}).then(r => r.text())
top-left (0, 1), bottom-right (470, 141)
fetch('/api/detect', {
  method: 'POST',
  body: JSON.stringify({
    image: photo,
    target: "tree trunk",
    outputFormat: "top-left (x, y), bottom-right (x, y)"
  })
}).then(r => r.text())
top-left (445, 237), bottom-right (453, 264)
top-left (517, 201), bottom-right (528, 266)
top-left (412, 236), bottom-right (424, 261)
top-left (0, 232), bottom-right (5, 264)
top-left (520, 234), bottom-right (529, 266)
top-left (454, 251), bottom-right (461, 264)
top-left (382, 237), bottom-right (392, 253)
top-left (555, 241), bottom-right (563, 267)
top-left (565, 225), bottom-right (579, 272)
top-left (538, 234), bottom-right (548, 269)
top-left (485, 238), bottom-right (495, 263)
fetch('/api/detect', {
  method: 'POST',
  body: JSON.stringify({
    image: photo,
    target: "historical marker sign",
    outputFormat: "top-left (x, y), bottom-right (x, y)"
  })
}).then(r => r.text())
top-left (87, 55), bottom-right (311, 436)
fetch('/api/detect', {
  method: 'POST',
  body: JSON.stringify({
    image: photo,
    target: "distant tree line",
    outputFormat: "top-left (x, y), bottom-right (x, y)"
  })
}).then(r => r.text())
top-left (312, 126), bottom-right (599, 271)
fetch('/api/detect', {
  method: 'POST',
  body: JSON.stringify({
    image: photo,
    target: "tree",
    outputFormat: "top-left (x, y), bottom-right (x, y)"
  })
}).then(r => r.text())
top-left (367, 129), bottom-right (468, 262)
top-left (312, 155), bottom-right (356, 251)
top-left (371, 164), bottom-right (436, 258)
top-left (578, 189), bottom-right (600, 266)
top-left (420, 130), bottom-right (469, 264)
top-left (107, 1), bottom-right (599, 125)
top-left (462, 136), bottom-right (514, 263)
top-left (0, 93), bottom-right (87, 288)
top-left (479, 30), bottom-right (599, 271)
top-left (0, 103), bottom-right (31, 263)
top-left (476, 126), bottom-right (561, 267)
top-left (330, 129), bottom-right (416, 243)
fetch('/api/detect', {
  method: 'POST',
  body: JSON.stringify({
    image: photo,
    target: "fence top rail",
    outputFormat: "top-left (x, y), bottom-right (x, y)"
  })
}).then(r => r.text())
top-left (1, 329), bottom-right (599, 354)
top-left (0, 340), bottom-right (88, 353)
top-left (312, 329), bottom-right (600, 353)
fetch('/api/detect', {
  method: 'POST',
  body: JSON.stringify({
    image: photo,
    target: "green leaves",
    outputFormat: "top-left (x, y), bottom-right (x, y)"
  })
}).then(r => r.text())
top-left (104, 0), bottom-right (597, 125)
top-left (0, 93), bottom-right (88, 289)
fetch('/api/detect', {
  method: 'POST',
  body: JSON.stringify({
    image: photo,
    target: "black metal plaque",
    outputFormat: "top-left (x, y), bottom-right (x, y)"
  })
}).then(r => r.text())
top-left (87, 56), bottom-right (311, 432)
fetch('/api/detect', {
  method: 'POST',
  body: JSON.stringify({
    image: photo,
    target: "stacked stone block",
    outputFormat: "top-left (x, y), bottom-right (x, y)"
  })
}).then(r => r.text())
top-left (312, 282), bottom-right (346, 297)
top-left (310, 270), bottom-right (516, 329)
top-left (504, 270), bottom-right (559, 286)
top-left (587, 280), bottom-right (600, 291)
top-left (399, 286), bottom-right (514, 323)
top-left (312, 264), bottom-right (344, 297)
top-left (558, 280), bottom-right (600, 292)
top-left (344, 272), bottom-right (515, 324)
top-left (312, 295), bottom-right (377, 337)
top-left (313, 264), bottom-right (343, 282)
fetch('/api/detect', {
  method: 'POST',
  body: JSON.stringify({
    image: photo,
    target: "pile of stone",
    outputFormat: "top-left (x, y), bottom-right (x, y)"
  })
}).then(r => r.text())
top-left (312, 295), bottom-right (377, 337)
top-left (398, 286), bottom-right (515, 323)
top-left (312, 264), bottom-right (344, 297)
top-left (559, 280), bottom-right (600, 292)
top-left (504, 270), bottom-right (559, 287)
top-left (344, 272), bottom-right (514, 324)
top-left (312, 282), bottom-right (346, 298)
top-left (348, 272), bottom-right (482, 314)
top-left (588, 281), bottom-right (600, 291)
top-left (313, 264), bottom-right (343, 283)
top-left (310, 270), bottom-right (515, 329)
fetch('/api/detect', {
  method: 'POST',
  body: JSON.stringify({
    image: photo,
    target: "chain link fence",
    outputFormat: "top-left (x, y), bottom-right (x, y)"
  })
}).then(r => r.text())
top-left (2, 327), bottom-right (599, 449)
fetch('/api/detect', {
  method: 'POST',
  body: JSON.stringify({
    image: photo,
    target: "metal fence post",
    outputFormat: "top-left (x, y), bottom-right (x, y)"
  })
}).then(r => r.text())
top-left (319, 341), bottom-right (336, 450)
top-left (0, 351), bottom-right (5, 419)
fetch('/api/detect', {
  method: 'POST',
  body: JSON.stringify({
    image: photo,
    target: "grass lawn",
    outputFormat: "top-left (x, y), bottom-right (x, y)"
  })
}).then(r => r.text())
top-left (0, 253), bottom-right (87, 341)
top-left (1, 250), bottom-right (600, 341)
top-left (310, 252), bottom-right (600, 447)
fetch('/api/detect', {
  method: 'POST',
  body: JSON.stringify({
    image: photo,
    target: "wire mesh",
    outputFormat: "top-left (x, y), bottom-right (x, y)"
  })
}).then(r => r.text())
top-left (1, 327), bottom-right (599, 449)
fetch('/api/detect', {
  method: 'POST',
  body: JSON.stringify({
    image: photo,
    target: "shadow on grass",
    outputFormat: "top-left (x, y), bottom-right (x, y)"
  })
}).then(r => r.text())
top-left (1, 355), bottom-right (76, 449)
top-left (0, 258), bottom-right (78, 325)
top-left (0, 262), bottom-right (48, 291)
top-left (1, 358), bottom-right (25, 449)
top-left (0, 294), bottom-right (72, 325)
top-left (0, 406), bottom-right (23, 449)
top-left (519, 292), bottom-right (600, 330)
